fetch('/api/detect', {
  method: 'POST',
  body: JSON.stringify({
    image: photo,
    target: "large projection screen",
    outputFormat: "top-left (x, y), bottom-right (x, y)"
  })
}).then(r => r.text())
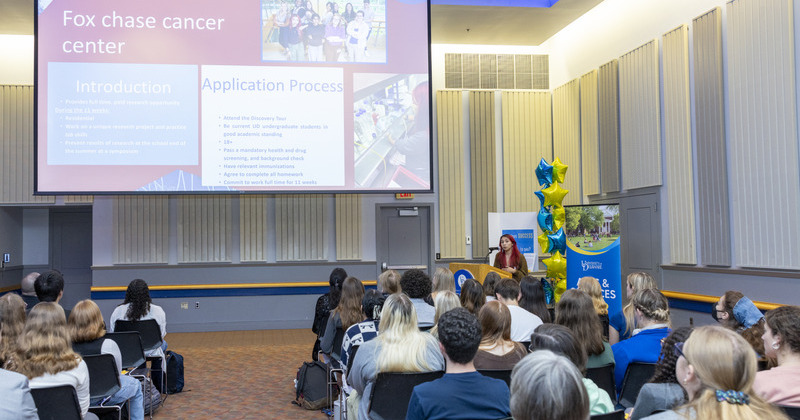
top-left (35, 0), bottom-right (432, 194)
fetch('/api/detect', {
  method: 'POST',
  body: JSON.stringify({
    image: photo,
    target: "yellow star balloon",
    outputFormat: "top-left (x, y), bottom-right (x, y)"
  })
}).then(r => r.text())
top-left (552, 157), bottom-right (568, 184)
top-left (538, 233), bottom-right (550, 253)
top-left (552, 204), bottom-right (566, 231)
top-left (542, 182), bottom-right (569, 207)
top-left (543, 251), bottom-right (567, 278)
top-left (554, 278), bottom-right (568, 302)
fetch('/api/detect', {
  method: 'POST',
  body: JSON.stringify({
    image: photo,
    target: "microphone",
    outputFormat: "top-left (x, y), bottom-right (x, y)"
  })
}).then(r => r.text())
top-left (488, 247), bottom-right (499, 251)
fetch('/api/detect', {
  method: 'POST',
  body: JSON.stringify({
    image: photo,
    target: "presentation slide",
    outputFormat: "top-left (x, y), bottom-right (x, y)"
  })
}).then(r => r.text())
top-left (35, 0), bottom-right (431, 193)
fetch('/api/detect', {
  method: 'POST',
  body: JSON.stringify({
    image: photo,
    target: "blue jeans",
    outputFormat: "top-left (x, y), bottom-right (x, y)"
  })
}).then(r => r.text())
top-left (108, 375), bottom-right (144, 420)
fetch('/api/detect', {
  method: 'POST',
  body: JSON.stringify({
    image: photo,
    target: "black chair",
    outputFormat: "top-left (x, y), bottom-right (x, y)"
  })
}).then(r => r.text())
top-left (346, 344), bottom-right (360, 374)
top-left (518, 341), bottom-right (531, 352)
top-left (105, 332), bottom-right (155, 419)
top-left (368, 371), bottom-right (444, 420)
top-left (84, 354), bottom-right (127, 420)
top-left (477, 369), bottom-right (512, 387)
top-left (617, 362), bottom-right (656, 408)
top-left (31, 385), bottom-right (83, 420)
top-left (586, 363), bottom-right (616, 400)
top-left (113, 320), bottom-right (165, 396)
top-left (591, 409), bottom-right (625, 420)
top-left (780, 405), bottom-right (800, 420)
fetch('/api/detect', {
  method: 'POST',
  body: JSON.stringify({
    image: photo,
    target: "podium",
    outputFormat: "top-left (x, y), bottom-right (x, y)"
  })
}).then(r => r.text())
top-left (448, 263), bottom-right (511, 284)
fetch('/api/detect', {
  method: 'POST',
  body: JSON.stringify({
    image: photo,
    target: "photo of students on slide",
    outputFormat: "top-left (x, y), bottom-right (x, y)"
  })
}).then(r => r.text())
top-left (262, 0), bottom-right (386, 63)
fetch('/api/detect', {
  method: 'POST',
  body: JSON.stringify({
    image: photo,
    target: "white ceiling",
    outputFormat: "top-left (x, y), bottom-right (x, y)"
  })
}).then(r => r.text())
top-left (1, 0), bottom-right (602, 45)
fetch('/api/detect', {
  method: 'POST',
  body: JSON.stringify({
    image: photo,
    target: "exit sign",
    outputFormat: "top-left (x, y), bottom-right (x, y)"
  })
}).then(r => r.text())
top-left (395, 193), bottom-right (414, 200)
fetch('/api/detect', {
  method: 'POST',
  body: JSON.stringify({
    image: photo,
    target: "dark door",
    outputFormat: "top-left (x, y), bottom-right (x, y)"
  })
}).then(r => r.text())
top-left (50, 208), bottom-right (93, 310)
top-left (376, 205), bottom-right (432, 278)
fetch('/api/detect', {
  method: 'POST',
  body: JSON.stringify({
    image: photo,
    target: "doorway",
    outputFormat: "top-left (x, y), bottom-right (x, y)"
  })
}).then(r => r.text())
top-left (375, 204), bottom-right (433, 279)
top-left (49, 208), bottom-right (93, 309)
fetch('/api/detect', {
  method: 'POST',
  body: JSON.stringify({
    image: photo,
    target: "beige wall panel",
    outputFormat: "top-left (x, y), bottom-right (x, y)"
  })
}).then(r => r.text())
top-left (727, 0), bottom-right (800, 269)
top-left (580, 71), bottom-right (600, 198)
top-left (335, 194), bottom-right (362, 260)
top-left (619, 40), bottom-right (662, 190)
top-left (240, 195), bottom-right (268, 262)
top-left (0, 85), bottom-right (54, 204)
top-left (469, 91), bottom-right (497, 258)
top-left (177, 196), bottom-right (232, 263)
top-left (553, 79), bottom-right (582, 205)
top-left (598, 61), bottom-right (621, 194)
top-left (662, 25), bottom-right (697, 265)
top-left (436, 90), bottom-right (466, 258)
top-left (275, 194), bottom-right (328, 261)
top-left (113, 196), bottom-right (169, 264)
top-left (64, 196), bottom-right (94, 204)
top-left (502, 91), bottom-right (552, 212)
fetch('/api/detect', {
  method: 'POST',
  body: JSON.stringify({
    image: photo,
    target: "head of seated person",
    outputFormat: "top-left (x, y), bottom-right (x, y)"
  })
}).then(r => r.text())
top-left (399, 269), bottom-right (431, 300)
top-left (494, 278), bottom-right (521, 305)
top-left (460, 279), bottom-right (485, 316)
top-left (334, 277), bottom-right (366, 330)
top-left (34, 270), bottom-right (64, 303)
top-left (715, 290), bottom-right (766, 356)
top-left (511, 349), bottom-right (589, 420)
top-left (0, 293), bottom-right (27, 367)
top-left (328, 267), bottom-right (348, 309)
top-left (377, 269), bottom-right (400, 295)
top-left (68, 299), bottom-right (106, 344)
top-left (438, 307), bottom-right (481, 367)
top-left (478, 300), bottom-right (513, 352)
top-left (376, 293), bottom-right (438, 372)
top-left (483, 272), bottom-right (501, 299)
top-left (14, 302), bottom-right (79, 379)
top-left (123, 279), bottom-right (155, 321)
top-left (519, 276), bottom-right (551, 322)
top-left (632, 288), bottom-right (671, 330)
top-left (430, 291), bottom-right (461, 338)
top-left (555, 289), bottom-right (604, 358)
top-left (650, 326), bottom-right (694, 386)
top-left (530, 323), bottom-right (587, 374)
top-left (431, 267), bottom-right (455, 299)
top-left (362, 289), bottom-right (385, 322)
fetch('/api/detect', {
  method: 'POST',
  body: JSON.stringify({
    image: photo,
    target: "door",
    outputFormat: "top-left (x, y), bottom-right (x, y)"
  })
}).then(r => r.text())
top-left (376, 205), bottom-right (432, 278)
top-left (50, 208), bottom-right (93, 310)
top-left (619, 192), bottom-right (661, 285)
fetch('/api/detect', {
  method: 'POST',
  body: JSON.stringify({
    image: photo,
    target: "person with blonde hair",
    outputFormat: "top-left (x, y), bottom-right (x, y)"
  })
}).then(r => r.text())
top-left (510, 350), bottom-right (590, 420)
top-left (69, 300), bottom-right (144, 420)
top-left (643, 326), bottom-right (788, 420)
top-left (577, 276), bottom-right (609, 338)
top-left (0, 293), bottom-right (26, 368)
top-left (612, 289), bottom-right (671, 392)
top-left (555, 289), bottom-right (614, 369)
top-left (474, 300), bottom-right (528, 370)
top-left (610, 272), bottom-right (658, 344)
top-left (348, 293), bottom-right (444, 420)
top-left (430, 267), bottom-right (455, 301)
top-left (377, 269), bottom-right (401, 296)
top-left (429, 290), bottom-right (461, 338)
top-left (0, 295), bottom-right (38, 420)
top-left (12, 302), bottom-right (97, 419)
top-left (753, 305), bottom-right (800, 406)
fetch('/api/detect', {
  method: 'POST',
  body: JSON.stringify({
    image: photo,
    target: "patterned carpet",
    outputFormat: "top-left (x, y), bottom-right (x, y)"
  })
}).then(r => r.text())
top-left (153, 330), bottom-right (330, 420)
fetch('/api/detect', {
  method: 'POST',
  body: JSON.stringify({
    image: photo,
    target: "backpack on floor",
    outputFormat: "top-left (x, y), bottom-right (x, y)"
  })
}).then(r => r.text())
top-left (165, 350), bottom-right (185, 394)
top-left (294, 360), bottom-right (335, 410)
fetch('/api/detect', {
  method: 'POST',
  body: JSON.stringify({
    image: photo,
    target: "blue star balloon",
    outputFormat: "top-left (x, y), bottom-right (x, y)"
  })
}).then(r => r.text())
top-left (547, 228), bottom-right (567, 254)
top-left (535, 158), bottom-right (553, 186)
top-left (534, 191), bottom-right (546, 210)
top-left (537, 208), bottom-right (554, 233)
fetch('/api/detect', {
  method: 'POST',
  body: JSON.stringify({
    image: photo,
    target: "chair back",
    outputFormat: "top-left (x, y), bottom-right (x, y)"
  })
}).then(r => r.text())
top-left (30, 385), bottom-right (83, 420)
top-left (331, 327), bottom-right (346, 359)
top-left (105, 331), bottom-right (147, 370)
top-left (617, 362), bottom-right (656, 408)
top-left (114, 319), bottom-right (163, 352)
top-left (84, 354), bottom-right (122, 399)
top-left (586, 363), bottom-right (616, 400)
top-left (518, 341), bottom-right (531, 352)
top-left (780, 405), bottom-right (800, 420)
top-left (368, 371), bottom-right (444, 420)
top-left (591, 409), bottom-right (625, 420)
top-left (346, 344), bottom-right (360, 373)
top-left (477, 369), bottom-right (512, 387)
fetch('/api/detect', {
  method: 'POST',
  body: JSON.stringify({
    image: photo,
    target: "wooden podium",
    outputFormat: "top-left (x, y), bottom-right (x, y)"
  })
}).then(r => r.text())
top-left (448, 263), bottom-right (511, 284)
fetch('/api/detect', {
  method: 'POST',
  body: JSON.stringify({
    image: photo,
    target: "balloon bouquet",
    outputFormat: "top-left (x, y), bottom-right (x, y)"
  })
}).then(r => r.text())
top-left (535, 158), bottom-right (569, 302)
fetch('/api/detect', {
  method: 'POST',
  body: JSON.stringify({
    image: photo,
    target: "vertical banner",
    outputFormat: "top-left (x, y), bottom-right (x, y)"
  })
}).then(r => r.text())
top-left (488, 212), bottom-right (538, 271)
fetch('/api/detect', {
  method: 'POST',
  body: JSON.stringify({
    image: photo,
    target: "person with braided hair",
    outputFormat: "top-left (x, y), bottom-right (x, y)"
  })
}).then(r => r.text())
top-left (753, 305), bottom-right (800, 406)
top-left (642, 325), bottom-right (788, 420)
top-left (611, 288), bottom-right (671, 392)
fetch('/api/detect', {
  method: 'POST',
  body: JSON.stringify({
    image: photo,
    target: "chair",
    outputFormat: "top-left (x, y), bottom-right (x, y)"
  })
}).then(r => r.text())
top-left (518, 341), bottom-right (531, 352)
top-left (105, 332), bottom-right (156, 419)
top-left (477, 369), bottom-right (512, 387)
top-left (323, 328), bottom-right (346, 412)
top-left (617, 362), bottom-right (656, 408)
top-left (113, 320), bottom-right (165, 396)
top-left (31, 385), bottom-right (83, 420)
top-left (586, 363), bottom-right (616, 400)
top-left (368, 371), bottom-right (444, 420)
top-left (780, 405), bottom-right (800, 420)
top-left (84, 354), bottom-right (127, 420)
top-left (591, 409), bottom-right (625, 420)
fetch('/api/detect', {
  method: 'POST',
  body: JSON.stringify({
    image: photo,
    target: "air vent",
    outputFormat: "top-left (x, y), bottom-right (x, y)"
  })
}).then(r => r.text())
top-left (444, 53), bottom-right (549, 90)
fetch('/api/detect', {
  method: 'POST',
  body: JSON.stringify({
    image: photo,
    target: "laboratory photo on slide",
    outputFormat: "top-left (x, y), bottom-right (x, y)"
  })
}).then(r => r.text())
top-left (261, 0), bottom-right (387, 63)
top-left (353, 74), bottom-right (430, 190)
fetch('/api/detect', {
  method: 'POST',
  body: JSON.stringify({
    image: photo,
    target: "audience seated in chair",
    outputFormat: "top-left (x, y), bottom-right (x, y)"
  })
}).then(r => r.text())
top-left (430, 267), bottom-right (456, 302)
top-left (341, 289), bottom-right (385, 375)
top-left (483, 272), bottom-right (501, 303)
top-left (0, 293), bottom-right (26, 369)
top-left (577, 276), bottom-right (610, 339)
top-left (20, 272), bottom-right (40, 313)
top-left (556, 289), bottom-right (615, 369)
top-left (519, 276), bottom-right (552, 323)
top-left (530, 324), bottom-right (614, 415)
top-left (312, 267), bottom-right (348, 359)
top-left (428, 291), bottom-right (461, 339)
top-left (108, 279), bottom-right (168, 370)
top-left (609, 272), bottom-right (657, 344)
top-left (34, 270), bottom-right (71, 319)
top-left (473, 300), bottom-right (527, 371)
top-left (0, 297), bottom-right (38, 420)
top-left (714, 290), bottom-right (767, 357)
top-left (320, 276), bottom-right (365, 360)
top-left (399, 269), bottom-right (436, 328)
top-left (753, 305), bottom-right (800, 406)
top-left (460, 279), bottom-right (486, 316)
top-left (511, 349), bottom-right (590, 420)
top-left (629, 327), bottom-right (692, 420)
top-left (69, 299), bottom-right (145, 420)
top-left (406, 307), bottom-right (511, 420)
top-left (348, 293), bottom-right (444, 420)
top-left (377, 269), bottom-right (401, 297)
top-left (495, 278), bottom-right (543, 342)
top-left (641, 325), bottom-right (788, 420)
top-left (612, 289), bottom-right (671, 392)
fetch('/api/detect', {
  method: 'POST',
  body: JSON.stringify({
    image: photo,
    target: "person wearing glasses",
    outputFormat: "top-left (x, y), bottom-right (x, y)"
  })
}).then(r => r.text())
top-left (641, 325), bottom-right (788, 420)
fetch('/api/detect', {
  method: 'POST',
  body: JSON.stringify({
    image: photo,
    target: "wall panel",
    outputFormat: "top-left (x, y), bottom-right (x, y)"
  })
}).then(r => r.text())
top-left (240, 195), bottom-right (268, 262)
top-left (693, 8), bottom-right (731, 266)
top-left (619, 41), bottom-right (662, 190)
top-left (469, 91), bottom-right (497, 258)
top-left (580, 70), bottom-right (600, 198)
top-left (178, 196), bottom-right (232, 263)
top-left (663, 25), bottom-right (697, 264)
top-left (113, 196), bottom-right (169, 264)
top-left (727, 0), bottom-right (800, 269)
top-left (501, 91), bottom-right (552, 212)
top-left (598, 61), bottom-right (621, 194)
top-left (275, 194), bottom-right (328, 261)
top-left (335, 194), bottom-right (362, 260)
top-left (437, 90), bottom-right (466, 258)
top-left (553, 79), bottom-right (582, 205)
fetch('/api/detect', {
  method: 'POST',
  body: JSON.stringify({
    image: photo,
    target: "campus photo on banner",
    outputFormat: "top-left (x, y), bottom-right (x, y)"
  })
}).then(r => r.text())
top-left (488, 212), bottom-right (538, 270)
top-left (564, 205), bottom-right (622, 315)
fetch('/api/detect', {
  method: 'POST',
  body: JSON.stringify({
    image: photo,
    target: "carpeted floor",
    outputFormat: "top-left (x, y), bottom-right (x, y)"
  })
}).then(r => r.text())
top-left (153, 329), bottom-right (331, 420)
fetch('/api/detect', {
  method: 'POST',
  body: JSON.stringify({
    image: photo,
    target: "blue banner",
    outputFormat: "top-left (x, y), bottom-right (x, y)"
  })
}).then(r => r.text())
top-left (566, 238), bottom-right (622, 316)
top-left (503, 229), bottom-right (536, 254)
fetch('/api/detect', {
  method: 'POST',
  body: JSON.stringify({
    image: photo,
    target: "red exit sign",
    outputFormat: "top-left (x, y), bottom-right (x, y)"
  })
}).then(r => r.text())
top-left (395, 193), bottom-right (414, 200)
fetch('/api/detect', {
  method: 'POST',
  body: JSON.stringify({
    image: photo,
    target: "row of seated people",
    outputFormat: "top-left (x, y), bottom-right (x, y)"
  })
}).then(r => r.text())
top-left (0, 276), bottom-right (167, 420)
top-left (312, 267), bottom-right (800, 420)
